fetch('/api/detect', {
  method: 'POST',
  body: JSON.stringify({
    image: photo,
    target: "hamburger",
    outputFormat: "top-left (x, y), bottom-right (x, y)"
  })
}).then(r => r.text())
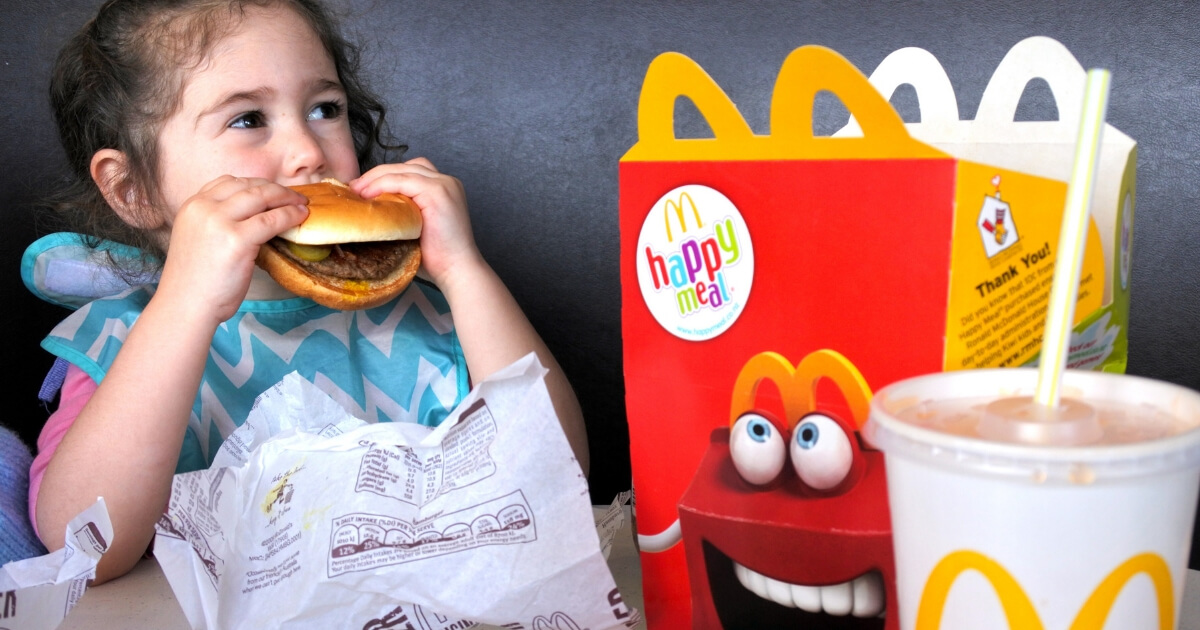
top-left (256, 178), bottom-right (422, 310)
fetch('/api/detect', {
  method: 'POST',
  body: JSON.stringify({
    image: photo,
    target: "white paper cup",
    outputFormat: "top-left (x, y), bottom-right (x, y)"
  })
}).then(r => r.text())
top-left (864, 368), bottom-right (1200, 630)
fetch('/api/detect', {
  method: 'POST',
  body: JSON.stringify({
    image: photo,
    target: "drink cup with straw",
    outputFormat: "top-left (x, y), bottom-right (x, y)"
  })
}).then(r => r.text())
top-left (865, 70), bottom-right (1200, 629)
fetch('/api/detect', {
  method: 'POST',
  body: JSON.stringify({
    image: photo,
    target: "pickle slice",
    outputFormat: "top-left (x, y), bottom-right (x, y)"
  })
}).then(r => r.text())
top-left (285, 241), bottom-right (332, 262)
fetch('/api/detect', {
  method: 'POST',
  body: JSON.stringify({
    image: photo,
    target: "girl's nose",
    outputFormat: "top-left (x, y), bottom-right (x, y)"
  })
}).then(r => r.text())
top-left (281, 124), bottom-right (327, 180)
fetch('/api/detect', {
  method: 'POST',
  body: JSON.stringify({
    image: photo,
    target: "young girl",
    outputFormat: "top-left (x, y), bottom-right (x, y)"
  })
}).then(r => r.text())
top-left (29, 0), bottom-right (587, 583)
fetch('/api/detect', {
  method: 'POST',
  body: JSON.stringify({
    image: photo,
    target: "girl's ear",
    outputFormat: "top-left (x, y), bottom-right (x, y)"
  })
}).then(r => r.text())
top-left (90, 149), bottom-right (164, 230)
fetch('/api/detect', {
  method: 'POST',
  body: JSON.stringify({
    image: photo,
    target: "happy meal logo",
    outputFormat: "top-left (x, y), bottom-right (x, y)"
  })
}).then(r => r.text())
top-left (979, 175), bottom-right (1019, 258)
top-left (636, 184), bottom-right (754, 341)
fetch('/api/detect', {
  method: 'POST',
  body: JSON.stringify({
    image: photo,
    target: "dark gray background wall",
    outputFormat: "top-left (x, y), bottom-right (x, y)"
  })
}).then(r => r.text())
top-left (3, 0), bottom-right (1198, 559)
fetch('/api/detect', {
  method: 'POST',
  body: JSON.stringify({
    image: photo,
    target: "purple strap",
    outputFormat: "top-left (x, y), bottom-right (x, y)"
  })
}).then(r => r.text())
top-left (38, 358), bottom-right (70, 404)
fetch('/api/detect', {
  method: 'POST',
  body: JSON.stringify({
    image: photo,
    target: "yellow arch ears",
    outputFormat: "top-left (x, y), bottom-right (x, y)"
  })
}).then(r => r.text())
top-left (728, 349), bottom-right (873, 430)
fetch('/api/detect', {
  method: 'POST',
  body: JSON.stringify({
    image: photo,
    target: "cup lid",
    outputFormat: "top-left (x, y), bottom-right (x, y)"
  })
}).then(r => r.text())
top-left (864, 369), bottom-right (1200, 483)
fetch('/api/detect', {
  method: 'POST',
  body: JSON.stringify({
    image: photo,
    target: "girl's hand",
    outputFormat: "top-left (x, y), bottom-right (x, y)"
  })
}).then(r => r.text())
top-left (350, 159), bottom-right (482, 288)
top-left (158, 175), bottom-right (308, 323)
top-left (353, 161), bottom-right (589, 471)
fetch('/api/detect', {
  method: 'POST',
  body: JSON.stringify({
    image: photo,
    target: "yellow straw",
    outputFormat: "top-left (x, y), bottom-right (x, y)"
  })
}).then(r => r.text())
top-left (1034, 69), bottom-right (1112, 409)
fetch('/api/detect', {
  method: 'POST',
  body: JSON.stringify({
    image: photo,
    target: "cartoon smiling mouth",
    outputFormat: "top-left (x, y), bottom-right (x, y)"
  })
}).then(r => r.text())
top-left (702, 541), bottom-right (886, 629)
top-left (734, 560), bottom-right (884, 617)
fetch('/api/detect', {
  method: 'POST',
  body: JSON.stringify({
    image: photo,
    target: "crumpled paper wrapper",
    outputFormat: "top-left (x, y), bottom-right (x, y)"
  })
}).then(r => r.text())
top-left (154, 353), bottom-right (635, 630)
top-left (0, 498), bottom-right (111, 630)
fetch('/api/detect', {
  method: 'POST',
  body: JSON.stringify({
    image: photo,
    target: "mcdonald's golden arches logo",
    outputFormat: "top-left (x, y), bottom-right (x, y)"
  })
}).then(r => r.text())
top-left (664, 191), bottom-right (703, 242)
top-left (916, 550), bottom-right (1174, 629)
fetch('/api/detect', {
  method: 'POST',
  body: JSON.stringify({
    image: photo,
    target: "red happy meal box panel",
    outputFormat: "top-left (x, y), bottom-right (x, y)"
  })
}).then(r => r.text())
top-left (619, 46), bottom-right (1102, 628)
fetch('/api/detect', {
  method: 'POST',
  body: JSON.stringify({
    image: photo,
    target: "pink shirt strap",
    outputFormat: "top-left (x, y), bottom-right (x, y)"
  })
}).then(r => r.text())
top-left (28, 363), bottom-right (97, 540)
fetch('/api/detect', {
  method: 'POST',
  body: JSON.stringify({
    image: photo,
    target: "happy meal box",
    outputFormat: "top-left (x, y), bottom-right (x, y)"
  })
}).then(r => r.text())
top-left (619, 43), bottom-right (1128, 628)
top-left (836, 36), bottom-right (1136, 373)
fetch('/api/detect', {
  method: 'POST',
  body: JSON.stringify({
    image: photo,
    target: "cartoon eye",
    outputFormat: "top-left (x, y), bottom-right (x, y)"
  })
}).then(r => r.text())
top-left (790, 413), bottom-right (853, 490)
top-left (730, 412), bottom-right (786, 486)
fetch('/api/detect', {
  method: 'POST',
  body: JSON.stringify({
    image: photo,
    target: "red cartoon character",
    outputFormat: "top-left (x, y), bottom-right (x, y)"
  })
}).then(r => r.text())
top-left (642, 349), bottom-right (896, 629)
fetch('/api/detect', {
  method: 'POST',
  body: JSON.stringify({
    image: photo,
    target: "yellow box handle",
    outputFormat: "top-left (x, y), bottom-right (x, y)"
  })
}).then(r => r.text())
top-left (623, 46), bottom-right (946, 161)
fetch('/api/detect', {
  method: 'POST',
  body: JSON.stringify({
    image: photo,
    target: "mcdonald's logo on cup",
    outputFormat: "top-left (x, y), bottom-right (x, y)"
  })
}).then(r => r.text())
top-left (914, 550), bottom-right (1176, 630)
top-left (635, 184), bottom-right (755, 341)
top-left (865, 368), bottom-right (1200, 630)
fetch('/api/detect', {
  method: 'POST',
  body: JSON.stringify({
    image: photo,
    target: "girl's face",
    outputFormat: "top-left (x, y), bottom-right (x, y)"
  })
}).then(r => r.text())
top-left (154, 4), bottom-right (359, 221)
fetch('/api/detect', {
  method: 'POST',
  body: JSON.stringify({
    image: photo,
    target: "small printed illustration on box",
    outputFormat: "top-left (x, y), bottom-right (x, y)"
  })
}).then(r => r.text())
top-left (978, 175), bottom-right (1019, 257)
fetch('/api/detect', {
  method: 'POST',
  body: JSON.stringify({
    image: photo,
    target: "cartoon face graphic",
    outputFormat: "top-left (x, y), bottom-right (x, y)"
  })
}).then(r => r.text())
top-left (676, 350), bottom-right (896, 629)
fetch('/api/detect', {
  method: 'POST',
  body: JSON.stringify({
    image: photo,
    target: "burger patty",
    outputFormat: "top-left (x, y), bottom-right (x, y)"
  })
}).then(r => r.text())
top-left (270, 239), bottom-right (418, 281)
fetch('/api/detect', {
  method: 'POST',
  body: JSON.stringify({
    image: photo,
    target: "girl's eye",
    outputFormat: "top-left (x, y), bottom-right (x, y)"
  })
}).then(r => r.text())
top-left (308, 101), bottom-right (343, 121)
top-left (790, 413), bottom-right (854, 490)
top-left (729, 412), bottom-right (786, 486)
top-left (229, 110), bottom-right (266, 130)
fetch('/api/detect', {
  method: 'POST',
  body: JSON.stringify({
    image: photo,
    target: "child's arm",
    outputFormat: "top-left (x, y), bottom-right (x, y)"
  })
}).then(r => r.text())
top-left (34, 177), bottom-right (308, 583)
top-left (353, 160), bottom-right (589, 475)
top-left (36, 281), bottom-right (219, 582)
top-left (437, 255), bottom-right (590, 475)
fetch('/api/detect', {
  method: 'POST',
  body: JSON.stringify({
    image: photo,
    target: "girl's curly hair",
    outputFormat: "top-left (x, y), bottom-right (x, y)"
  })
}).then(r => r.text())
top-left (48, 0), bottom-right (403, 275)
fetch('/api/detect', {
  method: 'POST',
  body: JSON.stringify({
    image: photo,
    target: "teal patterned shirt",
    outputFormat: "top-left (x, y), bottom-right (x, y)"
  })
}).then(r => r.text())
top-left (40, 280), bottom-right (469, 473)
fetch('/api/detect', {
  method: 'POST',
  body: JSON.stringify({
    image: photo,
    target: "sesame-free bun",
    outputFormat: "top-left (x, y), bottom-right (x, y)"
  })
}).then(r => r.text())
top-left (255, 178), bottom-right (423, 310)
top-left (280, 178), bottom-right (422, 245)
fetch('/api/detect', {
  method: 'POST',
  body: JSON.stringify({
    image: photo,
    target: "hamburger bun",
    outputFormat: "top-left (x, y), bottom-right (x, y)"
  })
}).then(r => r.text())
top-left (256, 179), bottom-right (422, 310)
top-left (279, 180), bottom-right (422, 244)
